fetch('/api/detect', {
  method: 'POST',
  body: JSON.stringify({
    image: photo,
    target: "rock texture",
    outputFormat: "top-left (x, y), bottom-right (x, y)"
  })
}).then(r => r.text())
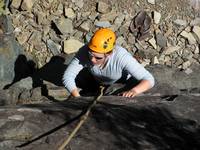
top-left (3, 0), bottom-right (200, 70)
top-left (0, 15), bottom-right (23, 88)
top-left (0, 1), bottom-right (200, 149)
top-left (0, 95), bottom-right (200, 150)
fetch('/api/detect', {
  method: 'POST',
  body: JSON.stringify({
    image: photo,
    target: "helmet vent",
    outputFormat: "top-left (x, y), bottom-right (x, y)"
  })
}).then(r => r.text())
top-left (103, 41), bottom-right (108, 49)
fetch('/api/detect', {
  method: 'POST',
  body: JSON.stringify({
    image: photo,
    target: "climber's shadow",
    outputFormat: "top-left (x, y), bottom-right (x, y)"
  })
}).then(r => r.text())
top-left (32, 55), bottom-right (69, 87)
top-left (3, 54), bottom-right (71, 90)
top-left (3, 54), bottom-right (36, 89)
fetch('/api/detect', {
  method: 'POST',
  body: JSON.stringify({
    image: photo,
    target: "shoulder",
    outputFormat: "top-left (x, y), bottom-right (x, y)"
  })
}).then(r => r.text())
top-left (113, 45), bottom-right (140, 66)
top-left (113, 45), bottom-right (132, 60)
top-left (114, 45), bottom-right (128, 54)
top-left (72, 44), bottom-right (91, 66)
top-left (76, 44), bottom-right (89, 57)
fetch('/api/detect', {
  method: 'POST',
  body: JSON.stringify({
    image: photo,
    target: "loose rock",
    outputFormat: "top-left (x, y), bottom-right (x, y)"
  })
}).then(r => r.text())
top-left (63, 39), bottom-right (84, 54)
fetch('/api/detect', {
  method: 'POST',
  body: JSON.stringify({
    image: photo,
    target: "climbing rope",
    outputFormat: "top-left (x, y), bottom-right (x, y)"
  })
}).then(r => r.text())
top-left (58, 86), bottom-right (105, 150)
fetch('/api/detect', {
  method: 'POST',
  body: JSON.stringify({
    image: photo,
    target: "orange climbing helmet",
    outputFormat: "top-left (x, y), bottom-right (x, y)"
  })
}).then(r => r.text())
top-left (88, 28), bottom-right (116, 53)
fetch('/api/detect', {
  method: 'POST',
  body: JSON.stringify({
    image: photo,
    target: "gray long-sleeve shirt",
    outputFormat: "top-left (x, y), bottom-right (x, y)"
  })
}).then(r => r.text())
top-left (63, 45), bottom-right (155, 93)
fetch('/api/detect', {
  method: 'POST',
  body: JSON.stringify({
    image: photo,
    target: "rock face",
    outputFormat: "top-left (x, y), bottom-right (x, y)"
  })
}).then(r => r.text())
top-left (148, 65), bottom-right (200, 90)
top-left (0, 95), bottom-right (200, 150)
top-left (0, 1), bottom-right (200, 149)
top-left (0, 15), bottom-right (23, 88)
top-left (0, 64), bottom-right (200, 149)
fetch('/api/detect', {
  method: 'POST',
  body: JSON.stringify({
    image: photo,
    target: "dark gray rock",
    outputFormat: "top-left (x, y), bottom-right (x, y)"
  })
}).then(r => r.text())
top-left (0, 88), bottom-right (23, 105)
top-left (147, 65), bottom-right (200, 90)
top-left (0, 15), bottom-right (23, 89)
top-left (0, 95), bottom-right (199, 150)
top-left (156, 33), bottom-right (167, 48)
top-left (0, 87), bottom-right (45, 106)
top-left (137, 48), bottom-right (159, 59)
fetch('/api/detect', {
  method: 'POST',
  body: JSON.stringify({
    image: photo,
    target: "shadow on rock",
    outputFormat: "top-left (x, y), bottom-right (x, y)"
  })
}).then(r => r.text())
top-left (2, 96), bottom-right (199, 150)
top-left (3, 54), bottom-right (69, 89)
top-left (32, 55), bottom-right (68, 87)
top-left (89, 104), bottom-right (200, 150)
top-left (3, 54), bottom-right (36, 89)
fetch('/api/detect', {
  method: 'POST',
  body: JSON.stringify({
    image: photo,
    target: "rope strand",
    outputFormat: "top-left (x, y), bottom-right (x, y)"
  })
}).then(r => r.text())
top-left (58, 86), bottom-right (105, 150)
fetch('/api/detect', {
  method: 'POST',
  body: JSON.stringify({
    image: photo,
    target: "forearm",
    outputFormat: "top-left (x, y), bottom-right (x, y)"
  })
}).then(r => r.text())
top-left (122, 80), bottom-right (152, 98)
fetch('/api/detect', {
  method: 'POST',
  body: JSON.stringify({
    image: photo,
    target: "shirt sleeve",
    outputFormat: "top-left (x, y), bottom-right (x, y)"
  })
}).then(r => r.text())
top-left (121, 53), bottom-right (155, 87)
top-left (63, 57), bottom-right (84, 92)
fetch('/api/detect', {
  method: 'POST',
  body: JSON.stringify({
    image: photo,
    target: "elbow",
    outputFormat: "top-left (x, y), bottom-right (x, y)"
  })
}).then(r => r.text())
top-left (149, 76), bottom-right (155, 88)
top-left (62, 76), bottom-right (67, 87)
top-left (143, 75), bottom-right (155, 89)
top-left (62, 71), bottom-right (77, 93)
top-left (62, 76), bottom-right (69, 90)
top-left (62, 71), bottom-right (68, 87)
top-left (62, 76), bottom-right (73, 93)
top-left (62, 71), bottom-right (71, 89)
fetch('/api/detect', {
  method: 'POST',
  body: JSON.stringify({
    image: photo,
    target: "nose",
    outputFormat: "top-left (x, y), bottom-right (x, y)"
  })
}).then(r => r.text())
top-left (91, 56), bottom-right (97, 63)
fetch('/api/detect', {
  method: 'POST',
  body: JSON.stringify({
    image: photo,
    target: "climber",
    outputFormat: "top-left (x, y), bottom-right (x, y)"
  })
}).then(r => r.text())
top-left (63, 28), bottom-right (155, 98)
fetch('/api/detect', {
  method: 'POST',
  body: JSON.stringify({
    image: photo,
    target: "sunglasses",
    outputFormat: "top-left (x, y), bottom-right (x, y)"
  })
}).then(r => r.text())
top-left (88, 51), bottom-right (105, 60)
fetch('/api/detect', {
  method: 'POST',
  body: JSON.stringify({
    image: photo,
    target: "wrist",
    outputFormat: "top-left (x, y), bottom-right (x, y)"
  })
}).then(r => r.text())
top-left (71, 88), bottom-right (80, 97)
top-left (131, 89), bottom-right (138, 96)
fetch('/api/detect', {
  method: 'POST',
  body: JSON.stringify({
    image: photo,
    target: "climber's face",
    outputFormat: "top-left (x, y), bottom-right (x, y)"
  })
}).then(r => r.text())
top-left (88, 50), bottom-right (106, 65)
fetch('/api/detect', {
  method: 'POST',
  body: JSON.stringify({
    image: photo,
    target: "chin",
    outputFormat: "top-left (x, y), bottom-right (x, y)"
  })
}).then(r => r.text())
top-left (92, 62), bottom-right (101, 66)
top-left (93, 63), bottom-right (100, 66)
